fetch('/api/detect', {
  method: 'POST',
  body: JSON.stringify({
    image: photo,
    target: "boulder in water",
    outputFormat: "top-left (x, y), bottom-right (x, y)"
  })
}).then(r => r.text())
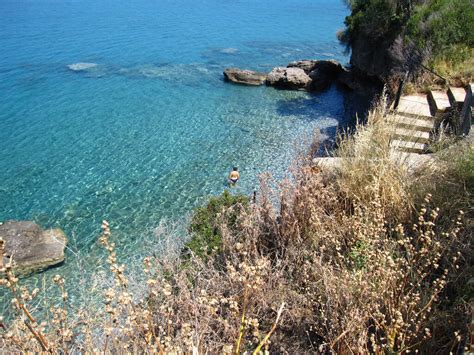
top-left (223, 68), bottom-right (267, 86)
top-left (266, 67), bottom-right (311, 90)
top-left (0, 221), bottom-right (67, 275)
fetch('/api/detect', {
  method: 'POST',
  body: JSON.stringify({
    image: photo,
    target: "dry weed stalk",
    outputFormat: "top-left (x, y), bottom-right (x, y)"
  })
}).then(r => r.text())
top-left (0, 238), bottom-right (49, 351)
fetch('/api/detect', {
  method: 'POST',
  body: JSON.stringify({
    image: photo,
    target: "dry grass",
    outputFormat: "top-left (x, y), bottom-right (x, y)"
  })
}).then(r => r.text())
top-left (335, 95), bottom-right (414, 222)
top-left (1, 98), bottom-right (472, 353)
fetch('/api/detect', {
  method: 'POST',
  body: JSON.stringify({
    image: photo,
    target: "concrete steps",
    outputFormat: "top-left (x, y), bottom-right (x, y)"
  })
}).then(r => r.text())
top-left (390, 139), bottom-right (428, 153)
top-left (391, 84), bottom-right (473, 153)
top-left (396, 95), bottom-right (432, 119)
top-left (314, 84), bottom-right (472, 173)
top-left (428, 90), bottom-right (451, 115)
top-left (386, 115), bottom-right (435, 132)
top-left (387, 111), bottom-right (434, 153)
top-left (392, 127), bottom-right (431, 144)
top-left (448, 87), bottom-right (467, 108)
top-left (392, 94), bottom-right (433, 153)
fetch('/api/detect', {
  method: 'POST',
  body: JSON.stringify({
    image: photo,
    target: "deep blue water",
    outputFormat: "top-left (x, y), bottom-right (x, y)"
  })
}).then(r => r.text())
top-left (0, 0), bottom-right (357, 300)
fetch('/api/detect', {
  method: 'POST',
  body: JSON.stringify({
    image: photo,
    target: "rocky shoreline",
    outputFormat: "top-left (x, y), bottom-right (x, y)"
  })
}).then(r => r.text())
top-left (0, 221), bottom-right (67, 275)
top-left (224, 59), bottom-right (382, 95)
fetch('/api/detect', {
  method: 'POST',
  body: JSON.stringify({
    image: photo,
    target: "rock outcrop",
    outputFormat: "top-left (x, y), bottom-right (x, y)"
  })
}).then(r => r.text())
top-left (349, 35), bottom-right (421, 95)
top-left (287, 60), bottom-right (321, 74)
top-left (266, 67), bottom-right (311, 90)
top-left (310, 61), bottom-right (343, 91)
top-left (223, 68), bottom-right (267, 86)
top-left (336, 67), bottom-right (382, 95)
top-left (287, 59), bottom-right (343, 91)
top-left (0, 221), bottom-right (67, 275)
top-left (224, 59), bottom-right (379, 94)
top-left (288, 59), bottom-right (342, 75)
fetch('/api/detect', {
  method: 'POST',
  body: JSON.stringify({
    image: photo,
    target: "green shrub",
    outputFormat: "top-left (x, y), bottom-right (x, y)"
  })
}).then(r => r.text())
top-left (342, 0), bottom-right (474, 81)
top-left (406, 0), bottom-right (474, 69)
top-left (455, 144), bottom-right (474, 191)
top-left (344, 0), bottom-right (409, 43)
top-left (184, 190), bottom-right (249, 259)
top-left (412, 139), bottom-right (473, 227)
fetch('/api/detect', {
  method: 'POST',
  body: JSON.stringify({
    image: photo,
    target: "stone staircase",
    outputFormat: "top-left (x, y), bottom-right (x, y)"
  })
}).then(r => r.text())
top-left (388, 84), bottom-right (473, 154)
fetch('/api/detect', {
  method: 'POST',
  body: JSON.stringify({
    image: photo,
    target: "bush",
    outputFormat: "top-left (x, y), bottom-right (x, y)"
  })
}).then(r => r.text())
top-left (413, 138), bottom-right (474, 224)
top-left (184, 190), bottom-right (249, 259)
top-left (406, 0), bottom-right (474, 78)
top-left (342, 0), bottom-right (474, 82)
top-left (343, 0), bottom-right (410, 43)
top-left (406, 0), bottom-right (474, 54)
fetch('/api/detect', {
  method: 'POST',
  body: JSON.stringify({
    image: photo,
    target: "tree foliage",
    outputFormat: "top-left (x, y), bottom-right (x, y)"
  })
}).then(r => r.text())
top-left (343, 0), bottom-right (474, 68)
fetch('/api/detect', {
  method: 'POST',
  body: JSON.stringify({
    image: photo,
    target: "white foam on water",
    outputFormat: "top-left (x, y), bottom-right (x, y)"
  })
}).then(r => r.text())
top-left (220, 47), bottom-right (238, 54)
top-left (67, 62), bottom-right (98, 71)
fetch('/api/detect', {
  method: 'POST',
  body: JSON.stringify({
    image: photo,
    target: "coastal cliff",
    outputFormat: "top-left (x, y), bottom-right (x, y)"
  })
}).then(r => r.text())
top-left (341, 0), bottom-right (474, 90)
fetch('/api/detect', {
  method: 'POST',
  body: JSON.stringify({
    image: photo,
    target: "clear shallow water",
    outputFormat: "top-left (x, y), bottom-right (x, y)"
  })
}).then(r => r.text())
top-left (0, 0), bottom-right (357, 302)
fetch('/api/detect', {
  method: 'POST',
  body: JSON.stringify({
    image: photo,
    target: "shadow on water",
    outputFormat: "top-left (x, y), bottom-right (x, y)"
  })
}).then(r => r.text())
top-left (273, 85), bottom-right (375, 152)
top-left (275, 93), bottom-right (323, 118)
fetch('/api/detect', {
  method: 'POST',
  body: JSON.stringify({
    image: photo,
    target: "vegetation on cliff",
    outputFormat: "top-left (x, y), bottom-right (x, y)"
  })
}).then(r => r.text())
top-left (341, 0), bottom-right (474, 83)
top-left (184, 190), bottom-right (249, 260)
top-left (1, 97), bottom-right (472, 352)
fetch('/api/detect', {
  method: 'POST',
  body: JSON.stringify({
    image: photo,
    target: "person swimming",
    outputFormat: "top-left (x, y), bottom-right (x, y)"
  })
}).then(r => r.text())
top-left (228, 167), bottom-right (240, 185)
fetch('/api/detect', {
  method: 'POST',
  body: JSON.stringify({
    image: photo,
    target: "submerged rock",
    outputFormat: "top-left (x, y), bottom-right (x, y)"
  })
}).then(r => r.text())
top-left (67, 62), bottom-right (98, 71)
top-left (223, 68), bottom-right (267, 86)
top-left (266, 67), bottom-right (311, 90)
top-left (0, 221), bottom-right (67, 275)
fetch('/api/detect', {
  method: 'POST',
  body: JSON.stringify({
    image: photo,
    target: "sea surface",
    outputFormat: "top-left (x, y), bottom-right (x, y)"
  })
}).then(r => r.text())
top-left (0, 0), bottom-right (364, 305)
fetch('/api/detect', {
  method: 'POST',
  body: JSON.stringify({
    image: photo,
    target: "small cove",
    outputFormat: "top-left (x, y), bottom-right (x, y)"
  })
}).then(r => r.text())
top-left (0, 0), bottom-right (370, 306)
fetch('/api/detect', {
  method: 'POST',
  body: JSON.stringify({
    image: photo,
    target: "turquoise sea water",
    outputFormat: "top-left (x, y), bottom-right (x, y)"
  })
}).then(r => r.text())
top-left (0, 0), bottom-right (363, 303)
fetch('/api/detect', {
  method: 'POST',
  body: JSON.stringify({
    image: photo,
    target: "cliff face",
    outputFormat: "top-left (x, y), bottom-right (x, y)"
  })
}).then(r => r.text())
top-left (343, 0), bottom-right (424, 93)
top-left (350, 35), bottom-right (405, 84)
top-left (346, 0), bottom-right (473, 89)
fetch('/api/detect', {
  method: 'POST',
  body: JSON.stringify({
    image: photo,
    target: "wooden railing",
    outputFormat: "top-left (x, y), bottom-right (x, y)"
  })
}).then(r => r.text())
top-left (458, 84), bottom-right (473, 136)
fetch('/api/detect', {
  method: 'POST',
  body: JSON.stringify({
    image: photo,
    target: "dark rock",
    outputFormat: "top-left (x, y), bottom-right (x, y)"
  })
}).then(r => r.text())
top-left (287, 60), bottom-right (320, 74)
top-left (223, 68), bottom-right (267, 86)
top-left (307, 60), bottom-right (343, 91)
top-left (266, 67), bottom-right (311, 90)
top-left (349, 35), bottom-right (421, 95)
top-left (336, 67), bottom-right (383, 96)
top-left (288, 59), bottom-right (342, 74)
top-left (285, 60), bottom-right (344, 91)
top-left (0, 221), bottom-right (67, 275)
